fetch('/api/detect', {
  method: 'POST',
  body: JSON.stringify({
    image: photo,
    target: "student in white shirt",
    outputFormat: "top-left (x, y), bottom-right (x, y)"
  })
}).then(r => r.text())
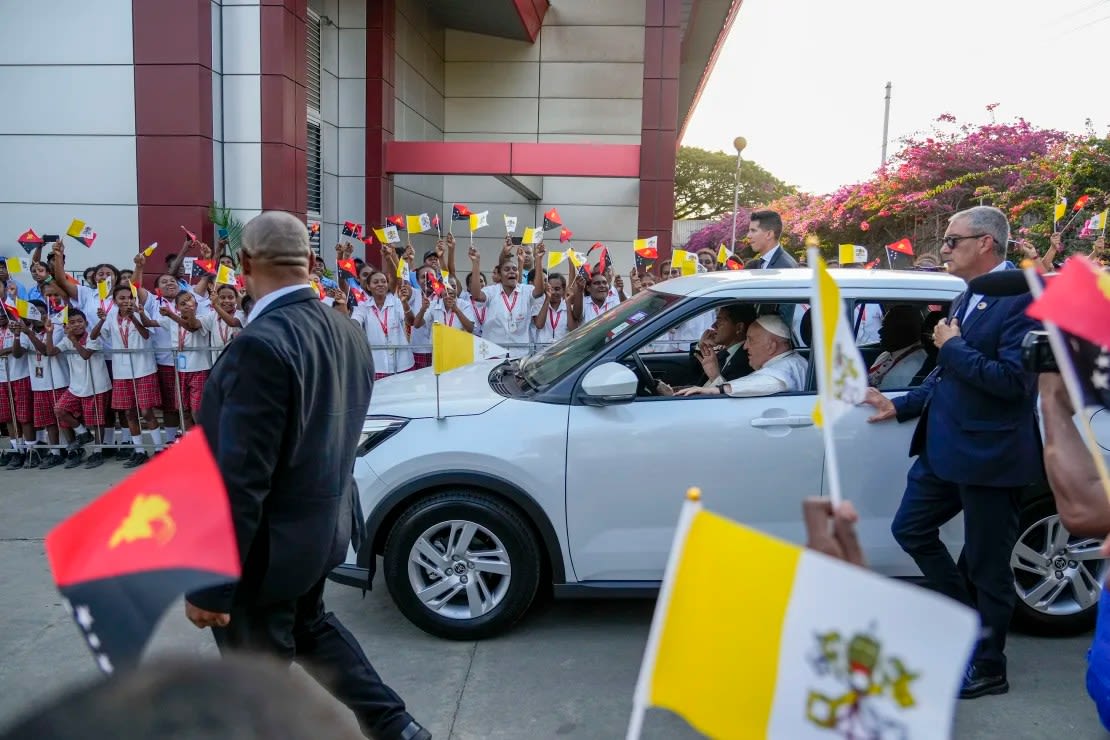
top-left (202, 284), bottom-right (245, 362)
top-left (571, 272), bottom-right (622, 329)
top-left (415, 274), bottom-right (476, 334)
top-left (0, 308), bottom-right (35, 469)
top-left (158, 291), bottom-right (213, 427)
top-left (532, 273), bottom-right (570, 346)
top-left (467, 243), bottom-right (545, 358)
top-left (19, 301), bottom-right (70, 468)
top-left (352, 270), bottom-right (415, 378)
top-left (408, 266), bottom-right (436, 367)
top-left (44, 309), bottom-right (112, 468)
top-left (90, 283), bottom-right (165, 467)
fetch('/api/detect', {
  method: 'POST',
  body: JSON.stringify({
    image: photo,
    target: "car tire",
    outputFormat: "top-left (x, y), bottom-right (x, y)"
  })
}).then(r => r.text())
top-left (1011, 497), bottom-right (1105, 636)
top-left (383, 490), bottom-right (541, 640)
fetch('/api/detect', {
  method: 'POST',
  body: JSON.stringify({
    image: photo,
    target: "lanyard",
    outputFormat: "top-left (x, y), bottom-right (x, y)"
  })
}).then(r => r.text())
top-left (500, 288), bottom-right (518, 317)
top-left (218, 320), bottom-right (233, 344)
top-left (549, 306), bottom-right (562, 333)
top-left (371, 304), bottom-right (390, 337)
top-left (474, 303), bottom-right (486, 325)
top-left (589, 299), bottom-right (606, 318)
top-left (178, 325), bottom-right (188, 351)
top-left (445, 301), bottom-right (456, 327)
top-left (117, 315), bottom-right (131, 348)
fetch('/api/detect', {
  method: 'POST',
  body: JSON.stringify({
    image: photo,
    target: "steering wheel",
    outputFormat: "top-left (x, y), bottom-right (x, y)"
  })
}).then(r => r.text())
top-left (628, 351), bottom-right (657, 396)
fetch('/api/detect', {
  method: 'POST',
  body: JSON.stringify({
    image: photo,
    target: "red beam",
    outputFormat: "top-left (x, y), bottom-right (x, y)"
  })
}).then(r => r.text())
top-left (512, 0), bottom-right (549, 42)
top-left (384, 141), bottom-right (640, 178)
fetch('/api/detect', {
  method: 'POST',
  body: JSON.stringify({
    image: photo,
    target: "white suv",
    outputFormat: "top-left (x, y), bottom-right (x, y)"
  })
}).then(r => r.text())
top-left (330, 269), bottom-right (1110, 640)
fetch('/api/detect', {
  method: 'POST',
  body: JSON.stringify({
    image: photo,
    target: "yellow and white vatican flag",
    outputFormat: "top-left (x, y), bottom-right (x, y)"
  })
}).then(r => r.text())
top-left (432, 321), bottom-right (508, 375)
top-left (627, 488), bottom-right (979, 740)
top-left (809, 245), bottom-right (868, 506)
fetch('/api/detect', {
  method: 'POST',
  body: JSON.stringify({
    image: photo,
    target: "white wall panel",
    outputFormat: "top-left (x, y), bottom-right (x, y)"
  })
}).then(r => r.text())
top-left (337, 175), bottom-right (365, 222)
top-left (539, 63), bottom-right (643, 99)
top-left (447, 62), bottom-right (539, 99)
top-left (0, 0), bottom-right (133, 65)
top-left (337, 127), bottom-right (365, 177)
top-left (0, 136), bottom-right (136, 205)
top-left (337, 29), bottom-right (366, 77)
top-left (543, 177), bottom-right (640, 207)
top-left (0, 66), bottom-right (135, 136)
top-left (221, 75), bottom-right (262, 143)
top-left (538, 99), bottom-right (642, 135)
top-left (539, 26), bottom-right (644, 63)
top-left (544, 0), bottom-right (648, 26)
top-left (337, 77), bottom-right (366, 126)
top-left (222, 143), bottom-right (263, 210)
top-left (446, 98), bottom-right (539, 134)
top-left (222, 5), bottom-right (261, 75)
top-left (445, 30), bottom-right (538, 63)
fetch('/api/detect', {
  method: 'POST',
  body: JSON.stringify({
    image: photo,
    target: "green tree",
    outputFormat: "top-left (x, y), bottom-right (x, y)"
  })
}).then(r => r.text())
top-left (673, 146), bottom-right (796, 220)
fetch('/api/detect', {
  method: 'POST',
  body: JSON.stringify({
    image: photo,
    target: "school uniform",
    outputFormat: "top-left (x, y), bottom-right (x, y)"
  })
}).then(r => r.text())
top-left (28, 326), bottom-right (70, 429)
top-left (461, 290), bottom-right (486, 337)
top-left (0, 325), bottom-right (33, 424)
top-left (53, 335), bottom-right (112, 427)
top-left (352, 294), bottom-right (414, 378)
top-left (427, 295), bottom-right (477, 333)
top-left (148, 293), bottom-right (184, 410)
top-left (98, 313), bottom-right (161, 411)
top-left (579, 294), bottom-right (621, 327)
top-left (159, 315), bottom-right (212, 413)
top-left (201, 310), bottom-right (244, 363)
top-left (477, 284), bottom-right (537, 359)
top-left (531, 299), bottom-right (569, 345)
top-left (409, 290), bottom-right (432, 369)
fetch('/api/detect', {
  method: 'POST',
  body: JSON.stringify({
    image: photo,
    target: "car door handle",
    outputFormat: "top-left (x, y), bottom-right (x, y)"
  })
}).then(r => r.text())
top-left (750, 415), bottom-right (815, 428)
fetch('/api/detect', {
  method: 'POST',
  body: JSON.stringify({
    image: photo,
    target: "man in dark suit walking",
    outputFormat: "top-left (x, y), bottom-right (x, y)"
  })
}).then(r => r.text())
top-left (745, 210), bottom-right (799, 269)
top-left (862, 206), bottom-right (1040, 699)
top-left (184, 212), bottom-right (431, 740)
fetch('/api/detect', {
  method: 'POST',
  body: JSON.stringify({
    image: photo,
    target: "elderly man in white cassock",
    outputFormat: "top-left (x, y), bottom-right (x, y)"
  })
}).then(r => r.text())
top-left (676, 315), bottom-right (806, 397)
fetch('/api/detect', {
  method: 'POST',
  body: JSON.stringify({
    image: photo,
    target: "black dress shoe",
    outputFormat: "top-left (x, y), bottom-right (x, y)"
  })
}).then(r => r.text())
top-left (83, 452), bottom-right (105, 469)
top-left (398, 721), bottom-right (432, 740)
top-left (5, 453), bottom-right (26, 471)
top-left (960, 664), bottom-right (1008, 699)
top-left (122, 451), bottom-right (149, 469)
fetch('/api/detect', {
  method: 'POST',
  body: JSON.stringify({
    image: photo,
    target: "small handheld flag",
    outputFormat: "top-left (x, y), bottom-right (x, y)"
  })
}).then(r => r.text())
top-left (406, 214), bottom-right (432, 234)
top-left (634, 236), bottom-right (658, 268)
top-left (97, 279), bottom-right (111, 302)
top-left (66, 219), bottom-right (97, 248)
top-left (17, 229), bottom-right (43, 255)
top-left (180, 225), bottom-right (197, 243)
top-left (469, 211), bottom-right (489, 233)
top-left (387, 215), bottom-right (406, 231)
top-left (1054, 197), bottom-right (1067, 228)
top-left (1088, 209), bottom-right (1108, 233)
top-left (546, 250), bottom-right (568, 270)
top-left (5, 256), bottom-right (28, 274)
top-left (670, 249), bottom-right (697, 276)
top-left (588, 242), bottom-right (611, 274)
top-left (432, 213), bottom-right (441, 231)
top-left (342, 221), bottom-right (363, 239)
top-left (542, 208), bottom-right (562, 231)
top-left (191, 260), bottom-right (217, 279)
top-left (504, 215), bottom-right (518, 234)
top-left (215, 265), bottom-right (236, 286)
top-left (1073, 195), bottom-right (1091, 213)
top-left (452, 204), bottom-right (472, 221)
top-left (838, 244), bottom-right (868, 264)
top-left (559, 227), bottom-right (573, 243)
top-left (1027, 255), bottom-right (1110, 348)
top-left (716, 243), bottom-right (734, 266)
top-left (885, 238), bottom-right (914, 270)
top-left (567, 249), bottom-right (585, 270)
top-left (143, 243), bottom-right (158, 257)
top-left (522, 227), bottom-right (543, 245)
top-left (374, 226), bottom-right (401, 245)
top-left (337, 258), bottom-right (359, 280)
top-left (396, 257), bottom-right (410, 282)
top-left (45, 429), bottom-right (240, 675)
top-left (4, 298), bottom-right (32, 319)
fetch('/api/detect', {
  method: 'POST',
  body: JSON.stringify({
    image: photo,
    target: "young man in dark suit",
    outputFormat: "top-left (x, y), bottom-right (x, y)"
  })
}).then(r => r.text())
top-left (184, 211), bottom-right (430, 740)
top-left (745, 210), bottom-right (799, 269)
top-left (862, 206), bottom-right (1041, 699)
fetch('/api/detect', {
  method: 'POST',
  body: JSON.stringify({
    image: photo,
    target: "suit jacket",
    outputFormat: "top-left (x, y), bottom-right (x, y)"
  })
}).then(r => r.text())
top-left (745, 246), bottom-right (799, 270)
top-left (892, 273), bottom-right (1041, 487)
top-left (692, 344), bottom-right (753, 385)
top-left (189, 288), bottom-right (373, 613)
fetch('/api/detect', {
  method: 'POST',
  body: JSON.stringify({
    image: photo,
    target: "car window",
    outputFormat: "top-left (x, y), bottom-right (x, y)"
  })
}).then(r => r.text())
top-left (854, 301), bottom-right (946, 390)
top-left (519, 290), bottom-right (679, 388)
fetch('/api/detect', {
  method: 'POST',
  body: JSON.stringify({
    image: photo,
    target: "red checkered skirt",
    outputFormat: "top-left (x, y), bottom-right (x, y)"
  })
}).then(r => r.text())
top-left (412, 352), bottom-right (432, 369)
top-left (111, 373), bottom-right (162, 411)
top-left (373, 372), bottom-right (392, 381)
top-left (56, 389), bottom-right (110, 427)
top-left (156, 364), bottom-right (180, 410)
top-left (32, 389), bottom-right (66, 428)
top-left (0, 377), bottom-right (32, 424)
top-left (176, 370), bottom-right (208, 413)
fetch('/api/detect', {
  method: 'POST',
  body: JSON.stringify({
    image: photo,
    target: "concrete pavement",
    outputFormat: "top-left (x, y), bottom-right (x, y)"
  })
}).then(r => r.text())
top-left (0, 464), bottom-right (1103, 738)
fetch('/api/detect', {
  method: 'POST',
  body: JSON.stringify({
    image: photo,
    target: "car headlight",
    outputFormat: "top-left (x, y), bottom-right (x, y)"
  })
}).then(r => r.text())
top-left (357, 416), bottom-right (408, 456)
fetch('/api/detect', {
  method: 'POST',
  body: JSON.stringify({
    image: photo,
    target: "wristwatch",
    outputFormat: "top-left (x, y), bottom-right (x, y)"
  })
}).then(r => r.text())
top-left (718, 384), bottom-right (727, 395)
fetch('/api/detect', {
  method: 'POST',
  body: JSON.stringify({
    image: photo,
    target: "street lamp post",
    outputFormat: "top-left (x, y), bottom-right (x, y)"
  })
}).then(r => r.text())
top-left (730, 136), bottom-right (747, 257)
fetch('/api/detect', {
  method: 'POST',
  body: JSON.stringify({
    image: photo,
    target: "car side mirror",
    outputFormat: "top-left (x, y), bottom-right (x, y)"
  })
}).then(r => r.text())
top-left (580, 362), bottom-right (639, 406)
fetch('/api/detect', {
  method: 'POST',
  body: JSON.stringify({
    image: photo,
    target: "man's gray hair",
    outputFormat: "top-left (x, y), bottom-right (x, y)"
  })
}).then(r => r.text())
top-left (240, 211), bottom-right (311, 268)
top-left (951, 205), bottom-right (1009, 258)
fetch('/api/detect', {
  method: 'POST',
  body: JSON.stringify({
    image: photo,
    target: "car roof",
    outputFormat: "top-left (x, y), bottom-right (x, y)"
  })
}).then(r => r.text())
top-left (651, 268), bottom-right (965, 297)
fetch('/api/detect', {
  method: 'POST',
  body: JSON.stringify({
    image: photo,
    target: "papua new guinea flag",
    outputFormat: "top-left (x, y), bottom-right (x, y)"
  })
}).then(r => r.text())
top-left (45, 429), bottom-right (239, 675)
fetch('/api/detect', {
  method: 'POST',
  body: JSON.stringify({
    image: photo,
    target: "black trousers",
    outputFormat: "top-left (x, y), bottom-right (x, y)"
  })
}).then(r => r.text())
top-left (891, 454), bottom-right (1021, 674)
top-left (212, 576), bottom-right (413, 739)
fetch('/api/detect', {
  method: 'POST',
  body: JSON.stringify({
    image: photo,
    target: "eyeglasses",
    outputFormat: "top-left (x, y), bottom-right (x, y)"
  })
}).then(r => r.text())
top-left (941, 234), bottom-right (988, 249)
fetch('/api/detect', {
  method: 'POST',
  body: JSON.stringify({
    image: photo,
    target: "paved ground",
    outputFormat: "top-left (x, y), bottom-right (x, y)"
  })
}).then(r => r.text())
top-left (0, 464), bottom-right (1105, 739)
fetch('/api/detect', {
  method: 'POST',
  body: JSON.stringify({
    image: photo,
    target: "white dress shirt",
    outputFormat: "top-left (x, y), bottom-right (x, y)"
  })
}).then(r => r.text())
top-left (246, 284), bottom-right (316, 324)
top-left (724, 350), bottom-right (807, 397)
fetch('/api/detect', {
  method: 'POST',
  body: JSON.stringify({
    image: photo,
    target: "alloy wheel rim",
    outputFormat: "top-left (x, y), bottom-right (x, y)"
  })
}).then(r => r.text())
top-left (1011, 514), bottom-right (1107, 617)
top-left (407, 519), bottom-right (512, 620)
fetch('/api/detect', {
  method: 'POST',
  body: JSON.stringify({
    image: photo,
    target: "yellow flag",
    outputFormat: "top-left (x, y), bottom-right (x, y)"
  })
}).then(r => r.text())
top-left (406, 214), bottom-right (431, 233)
top-left (143, 242), bottom-right (158, 257)
top-left (216, 264), bottom-right (236, 285)
top-left (432, 322), bottom-right (508, 374)
top-left (469, 211), bottom-right (489, 233)
top-left (59, 306), bottom-right (69, 325)
top-left (97, 279), bottom-right (111, 302)
top-left (566, 249), bottom-right (584, 269)
top-left (716, 244), bottom-right (731, 265)
top-left (374, 226), bottom-right (400, 244)
top-left (130, 282), bottom-right (139, 299)
top-left (4, 257), bottom-right (25, 274)
top-left (396, 258), bottom-right (410, 281)
top-left (810, 250), bottom-right (868, 428)
top-left (521, 227), bottom-right (542, 245)
top-left (546, 250), bottom-right (568, 270)
top-left (1054, 198), bottom-right (1067, 225)
top-left (838, 244), bottom-right (868, 264)
top-left (1089, 209), bottom-right (1108, 232)
top-left (671, 249), bottom-right (697, 276)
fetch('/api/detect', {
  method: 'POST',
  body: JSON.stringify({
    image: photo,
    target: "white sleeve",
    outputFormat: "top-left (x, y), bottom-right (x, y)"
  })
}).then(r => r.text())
top-left (725, 374), bottom-right (786, 398)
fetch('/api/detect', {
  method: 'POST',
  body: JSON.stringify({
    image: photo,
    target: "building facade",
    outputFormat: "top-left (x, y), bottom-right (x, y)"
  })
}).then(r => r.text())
top-left (0, 0), bottom-right (738, 274)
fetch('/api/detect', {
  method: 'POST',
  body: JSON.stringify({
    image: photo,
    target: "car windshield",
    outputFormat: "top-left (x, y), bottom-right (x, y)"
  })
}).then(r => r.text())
top-left (519, 289), bottom-right (679, 388)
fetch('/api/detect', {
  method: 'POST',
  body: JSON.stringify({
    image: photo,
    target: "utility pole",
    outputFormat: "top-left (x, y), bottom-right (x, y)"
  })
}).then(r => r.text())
top-left (881, 81), bottom-right (892, 168)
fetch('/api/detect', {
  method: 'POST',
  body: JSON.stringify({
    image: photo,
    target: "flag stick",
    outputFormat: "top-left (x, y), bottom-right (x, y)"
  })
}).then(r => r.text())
top-left (1022, 266), bottom-right (1110, 500)
top-left (2, 355), bottom-right (18, 444)
top-left (808, 247), bottom-right (844, 509)
top-left (627, 488), bottom-right (702, 740)
top-left (435, 372), bottom-right (443, 421)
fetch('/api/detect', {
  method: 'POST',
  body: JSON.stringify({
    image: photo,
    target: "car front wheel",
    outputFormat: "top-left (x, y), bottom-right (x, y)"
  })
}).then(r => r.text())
top-left (383, 491), bottom-right (541, 640)
top-left (1011, 498), bottom-right (1107, 635)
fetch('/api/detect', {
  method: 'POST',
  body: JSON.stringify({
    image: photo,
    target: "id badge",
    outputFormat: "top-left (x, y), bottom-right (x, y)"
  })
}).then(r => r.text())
top-left (176, 353), bottom-right (187, 371)
top-left (508, 319), bottom-right (517, 333)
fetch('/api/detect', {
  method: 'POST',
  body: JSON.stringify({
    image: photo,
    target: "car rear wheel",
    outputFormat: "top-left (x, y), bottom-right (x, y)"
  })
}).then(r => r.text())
top-left (383, 491), bottom-right (541, 640)
top-left (1011, 498), bottom-right (1107, 635)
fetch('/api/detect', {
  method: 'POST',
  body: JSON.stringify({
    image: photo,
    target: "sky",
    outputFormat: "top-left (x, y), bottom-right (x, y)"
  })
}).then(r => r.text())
top-left (682, 0), bottom-right (1110, 195)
